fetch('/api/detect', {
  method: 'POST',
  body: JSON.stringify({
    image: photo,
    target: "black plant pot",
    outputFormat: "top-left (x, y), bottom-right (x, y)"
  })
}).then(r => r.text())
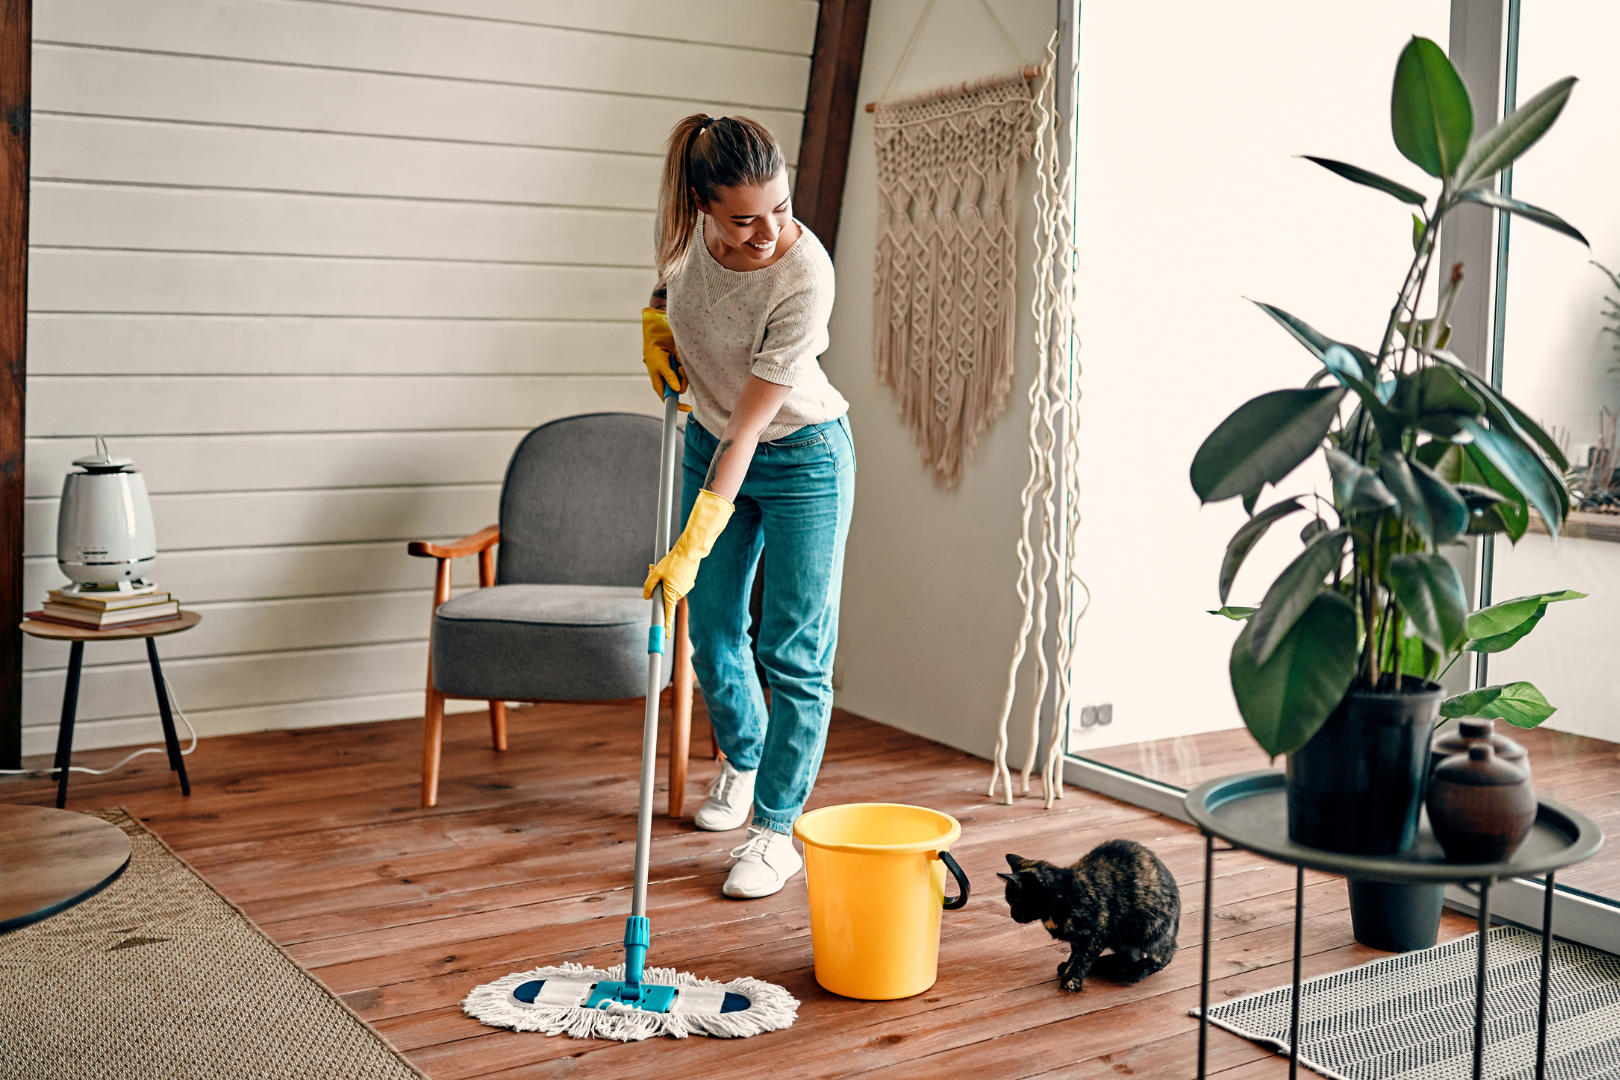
top-left (1346, 878), bottom-right (1445, 952)
top-left (1286, 678), bottom-right (1442, 856)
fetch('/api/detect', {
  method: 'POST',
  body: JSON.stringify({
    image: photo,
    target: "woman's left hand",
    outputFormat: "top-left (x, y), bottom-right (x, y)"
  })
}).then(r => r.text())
top-left (645, 488), bottom-right (735, 634)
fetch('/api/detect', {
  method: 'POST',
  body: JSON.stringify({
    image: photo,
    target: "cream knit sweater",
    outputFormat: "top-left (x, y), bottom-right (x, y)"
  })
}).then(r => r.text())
top-left (665, 219), bottom-right (848, 443)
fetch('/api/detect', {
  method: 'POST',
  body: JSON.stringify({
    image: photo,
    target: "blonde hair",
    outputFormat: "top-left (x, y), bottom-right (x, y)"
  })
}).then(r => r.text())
top-left (655, 114), bottom-right (786, 286)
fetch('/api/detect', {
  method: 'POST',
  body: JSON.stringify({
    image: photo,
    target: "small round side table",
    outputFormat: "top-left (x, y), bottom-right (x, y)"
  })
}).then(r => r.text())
top-left (20, 611), bottom-right (201, 808)
top-left (0, 804), bottom-right (130, 933)
top-left (1186, 770), bottom-right (1602, 1080)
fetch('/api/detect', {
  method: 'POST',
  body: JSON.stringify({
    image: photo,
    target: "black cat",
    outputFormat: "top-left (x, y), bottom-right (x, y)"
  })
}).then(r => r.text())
top-left (999, 839), bottom-right (1181, 992)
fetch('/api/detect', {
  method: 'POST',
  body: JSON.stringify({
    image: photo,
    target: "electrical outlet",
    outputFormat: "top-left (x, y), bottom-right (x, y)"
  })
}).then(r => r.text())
top-left (1066, 702), bottom-right (1113, 753)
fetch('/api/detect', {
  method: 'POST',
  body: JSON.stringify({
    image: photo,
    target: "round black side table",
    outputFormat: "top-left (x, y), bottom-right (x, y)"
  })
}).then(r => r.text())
top-left (21, 611), bottom-right (201, 808)
top-left (1186, 770), bottom-right (1602, 1080)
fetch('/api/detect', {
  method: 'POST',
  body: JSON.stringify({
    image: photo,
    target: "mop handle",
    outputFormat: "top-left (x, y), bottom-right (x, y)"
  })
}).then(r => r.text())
top-left (630, 383), bottom-right (683, 931)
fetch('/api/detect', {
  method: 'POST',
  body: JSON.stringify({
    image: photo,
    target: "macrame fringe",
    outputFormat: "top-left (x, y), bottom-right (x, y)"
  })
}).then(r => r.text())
top-left (873, 76), bottom-right (1035, 488)
top-left (462, 962), bottom-right (799, 1042)
top-left (990, 32), bottom-right (1091, 809)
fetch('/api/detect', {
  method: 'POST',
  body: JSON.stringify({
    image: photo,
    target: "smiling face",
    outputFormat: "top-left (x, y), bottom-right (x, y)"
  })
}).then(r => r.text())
top-left (697, 169), bottom-right (797, 269)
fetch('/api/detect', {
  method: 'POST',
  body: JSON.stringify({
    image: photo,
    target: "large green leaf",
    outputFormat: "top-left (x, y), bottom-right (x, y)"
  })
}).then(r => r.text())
top-left (1433, 354), bottom-right (1571, 472)
top-left (1433, 361), bottom-right (1571, 519)
top-left (1391, 37), bottom-right (1473, 179)
top-left (1390, 366), bottom-right (1484, 430)
top-left (1408, 457), bottom-right (1469, 544)
top-left (1455, 482), bottom-right (1510, 509)
top-left (1379, 451), bottom-right (1434, 544)
top-left (1461, 444), bottom-right (1529, 540)
top-left (1248, 527), bottom-right (1349, 666)
top-left (1219, 497), bottom-right (1306, 604)
top-left (1231, 592), bottom-right (1358, 758)
top-left (1325, 447), bottom-right (1397, 513)
top-left (1302, 156), bottom-right (1427, 205)
top-left (1454, 188), bottom-right (1589, 246)
top-left (1399, 629), bottom-right (1440, 681)
top-left (1191, 389), bottom-right (1346, 503)
top-left (1387, 552), bottom-right (1468, 652)
top-left (1459, 418), bottom-right (1563, 536)
top-left (1252, 301), bottom-right (1335, 361)
top-left (1441, 681), bottom-right (1556, 729)
top-left (1414, 439), bottom-right (1460, 474)
top-left (1465, 589), bottom-right (1585, 652)
top-left (1323, 346), bottom-right (1403, 444)
top-left (1455, 76), bottom-right (1577, 189)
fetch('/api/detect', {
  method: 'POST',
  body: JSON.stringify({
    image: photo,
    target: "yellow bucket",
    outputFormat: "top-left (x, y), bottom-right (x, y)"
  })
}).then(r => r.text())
top-left (793, 803), bottom-right (969, 1000)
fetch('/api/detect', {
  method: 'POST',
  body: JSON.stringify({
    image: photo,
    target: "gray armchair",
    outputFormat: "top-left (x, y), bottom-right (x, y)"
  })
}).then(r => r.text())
top-left (407, 413), bottom-right (695, 809)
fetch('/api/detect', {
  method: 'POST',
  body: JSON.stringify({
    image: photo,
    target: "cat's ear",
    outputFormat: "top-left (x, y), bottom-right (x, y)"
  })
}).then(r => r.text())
top-left (1005, 853), bottom-right (1024, 870)
top-left (996, 872), bottom-right (1016, 884)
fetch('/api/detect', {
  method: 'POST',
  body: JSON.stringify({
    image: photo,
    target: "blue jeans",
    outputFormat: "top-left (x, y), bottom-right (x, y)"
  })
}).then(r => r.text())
top-left (682, 415), bottom-right (856, 835)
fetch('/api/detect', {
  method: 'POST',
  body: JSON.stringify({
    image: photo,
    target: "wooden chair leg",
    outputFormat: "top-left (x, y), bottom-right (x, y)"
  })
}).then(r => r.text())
top-left (488, 700), bottom-right (508, 751)
top-left (423, 557), bottom-right (452, 807)
top-left (423, 674), bottom-right (445, 808)
top-left (668, 597), bottom-right (694, 818)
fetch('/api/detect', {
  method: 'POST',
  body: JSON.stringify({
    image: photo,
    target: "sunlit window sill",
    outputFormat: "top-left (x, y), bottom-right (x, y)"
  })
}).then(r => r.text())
top-left (1528, 509), bottom-right (1620, 543)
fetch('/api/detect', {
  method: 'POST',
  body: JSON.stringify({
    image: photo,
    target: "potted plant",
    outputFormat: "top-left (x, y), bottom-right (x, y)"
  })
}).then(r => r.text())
top-left (1191, 37), bottom-right (1586, 862)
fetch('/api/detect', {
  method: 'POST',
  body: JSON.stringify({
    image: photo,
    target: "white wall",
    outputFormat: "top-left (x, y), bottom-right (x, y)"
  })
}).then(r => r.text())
top-left (1064, 1), bottom-right (1453, 755)
top-left (1483, 3), bottom-right (1620, 743)
top-left (829, 0), bottom-right (1061, 764)
top-left (22, 0), bottom-right (818, 754)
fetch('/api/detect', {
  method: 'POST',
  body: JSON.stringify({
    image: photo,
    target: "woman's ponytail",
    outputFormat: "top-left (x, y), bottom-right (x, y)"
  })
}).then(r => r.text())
top-left (655, 114), bottom-right (786, 286)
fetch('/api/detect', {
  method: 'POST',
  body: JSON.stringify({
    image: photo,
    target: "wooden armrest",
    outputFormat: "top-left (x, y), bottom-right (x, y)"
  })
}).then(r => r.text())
top-left (408, 525), bottom-right (499, 560)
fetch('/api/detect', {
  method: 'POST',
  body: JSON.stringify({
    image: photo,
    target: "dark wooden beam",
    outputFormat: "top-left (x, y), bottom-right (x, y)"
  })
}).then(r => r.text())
top-left (1, 0), bottom-right (29, 768)
top-left (794, 0), bottom-right (870, 259)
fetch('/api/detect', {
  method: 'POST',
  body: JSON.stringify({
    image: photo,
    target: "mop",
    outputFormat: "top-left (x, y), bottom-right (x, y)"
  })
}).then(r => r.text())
top-left (462, 383), bottom-right (800, 1041)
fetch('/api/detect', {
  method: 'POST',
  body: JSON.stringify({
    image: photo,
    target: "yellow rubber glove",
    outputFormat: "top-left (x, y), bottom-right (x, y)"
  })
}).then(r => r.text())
top-left (642, 307), bottom-right (690, 411)
top-left (644, 489), bottom-right (734, 635)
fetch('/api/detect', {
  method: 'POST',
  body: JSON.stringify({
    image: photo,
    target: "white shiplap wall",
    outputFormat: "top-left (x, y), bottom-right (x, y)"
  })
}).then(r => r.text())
top-left (23, 0), bottom-right (820, 755)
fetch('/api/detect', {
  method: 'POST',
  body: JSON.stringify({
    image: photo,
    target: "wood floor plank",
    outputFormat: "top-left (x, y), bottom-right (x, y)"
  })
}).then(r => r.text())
top-left (4, 697), bottom-right (1593, 1079)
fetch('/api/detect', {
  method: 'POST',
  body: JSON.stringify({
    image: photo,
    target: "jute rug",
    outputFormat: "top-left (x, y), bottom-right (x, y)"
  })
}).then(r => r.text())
top-left (0, 808), bottom-right (424, 1080)
top-left (1199, 925), bottom-right (1620, 1079)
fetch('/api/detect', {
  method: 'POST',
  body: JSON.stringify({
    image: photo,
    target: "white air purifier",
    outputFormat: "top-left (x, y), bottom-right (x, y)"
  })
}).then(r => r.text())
top-left (56, 438), bottom-right (157, 595)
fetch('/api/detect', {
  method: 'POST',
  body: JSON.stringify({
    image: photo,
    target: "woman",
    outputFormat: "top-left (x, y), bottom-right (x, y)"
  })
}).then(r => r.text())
top-left (642, 115), bottom-right (855, 900)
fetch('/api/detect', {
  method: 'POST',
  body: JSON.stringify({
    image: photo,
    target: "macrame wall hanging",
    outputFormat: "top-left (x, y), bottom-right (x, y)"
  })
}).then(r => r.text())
top-left (986, 34), bottom-right (1089, 809)
top-left (871, 55), bottom-right (1038, 488)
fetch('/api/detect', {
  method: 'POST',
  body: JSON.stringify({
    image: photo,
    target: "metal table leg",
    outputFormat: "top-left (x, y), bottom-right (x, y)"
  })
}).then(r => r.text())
top-left (51, 641), bottom-right (85, 808)
top-left (1537, 870), bottom-right (1555, 1080)
top-left (1474, 877), bottom-right (1493, 1080)
top-left (1198, 831), bottom-right (1213, 1080)
top-left (145, 637), bottom-right (189, 796)
top-left (1290, 865), bottom-right (1303, 1079)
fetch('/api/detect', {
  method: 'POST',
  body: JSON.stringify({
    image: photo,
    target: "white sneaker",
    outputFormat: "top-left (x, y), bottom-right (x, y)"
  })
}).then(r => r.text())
top-left (723, 826), bottom-right (803, 899)
top-left (693, 758), bottom-right (755, 832)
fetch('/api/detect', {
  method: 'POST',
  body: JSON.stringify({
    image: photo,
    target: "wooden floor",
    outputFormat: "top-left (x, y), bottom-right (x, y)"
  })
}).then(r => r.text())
top-left (1086, 723), bottom-right (1620, 897)
top-left (1, 700), bottom-right (1477, 1079)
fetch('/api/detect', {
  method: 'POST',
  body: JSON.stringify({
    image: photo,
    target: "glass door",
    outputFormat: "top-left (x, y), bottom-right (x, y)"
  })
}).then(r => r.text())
top-left (1479, 0), bottom-right (1620, 909)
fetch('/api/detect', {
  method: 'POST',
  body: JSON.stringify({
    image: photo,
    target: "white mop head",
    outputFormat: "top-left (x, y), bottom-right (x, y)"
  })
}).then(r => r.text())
top-left (462, 961), bottom-right (799, 1041)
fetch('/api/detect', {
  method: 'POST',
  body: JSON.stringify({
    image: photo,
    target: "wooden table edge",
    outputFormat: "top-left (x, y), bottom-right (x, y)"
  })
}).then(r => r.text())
top-left (19, 609), bottom-right (203, 641)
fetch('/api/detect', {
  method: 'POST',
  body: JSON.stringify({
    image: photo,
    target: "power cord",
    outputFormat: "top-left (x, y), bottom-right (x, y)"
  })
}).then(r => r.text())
top-left (0, 672), bottom-right (197, 777)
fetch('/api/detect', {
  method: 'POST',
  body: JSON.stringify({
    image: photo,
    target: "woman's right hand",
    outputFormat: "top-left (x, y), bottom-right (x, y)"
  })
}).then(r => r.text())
top-left (642, 307), bottom-right (687, 400)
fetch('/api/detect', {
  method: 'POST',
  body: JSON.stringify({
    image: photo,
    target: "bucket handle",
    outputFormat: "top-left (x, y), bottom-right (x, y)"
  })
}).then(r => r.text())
top-left (939, 851), bottom-right (969, 911)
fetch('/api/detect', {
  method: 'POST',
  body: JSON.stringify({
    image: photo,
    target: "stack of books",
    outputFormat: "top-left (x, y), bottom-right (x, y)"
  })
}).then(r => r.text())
top-left (29, 585), bottom-right (182, 630)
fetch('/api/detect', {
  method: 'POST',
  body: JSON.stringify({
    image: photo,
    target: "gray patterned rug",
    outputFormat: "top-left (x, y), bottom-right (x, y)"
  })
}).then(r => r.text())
top-left (1199, 925), bottom-right (1620, 1079)
top-left (0, 808), bottom-right (424, 1080)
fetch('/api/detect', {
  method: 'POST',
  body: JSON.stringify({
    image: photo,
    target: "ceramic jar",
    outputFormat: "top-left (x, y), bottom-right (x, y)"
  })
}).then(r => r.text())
top-left (1426, 744), bottom-right (1536, 863)
top-left (1430, 717), bottom-right (1529, 775)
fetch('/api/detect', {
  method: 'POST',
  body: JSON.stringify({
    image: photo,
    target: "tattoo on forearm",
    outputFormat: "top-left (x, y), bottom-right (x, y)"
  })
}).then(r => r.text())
top-left (651, 287), bottom-right (667, 299)
top-left (704, 439), bottom-right (733, 490)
